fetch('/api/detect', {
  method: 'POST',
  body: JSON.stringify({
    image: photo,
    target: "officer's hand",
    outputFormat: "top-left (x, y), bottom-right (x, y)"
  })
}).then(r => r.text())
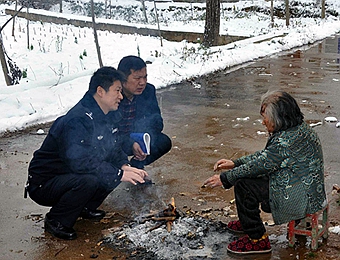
top-left (121, 165), bottom-right (148, 185)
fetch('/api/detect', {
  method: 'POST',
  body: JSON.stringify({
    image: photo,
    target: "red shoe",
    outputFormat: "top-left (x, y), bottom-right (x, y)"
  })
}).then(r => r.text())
top-left (227, 234), bottom-right (272, 254)
top-left (227, 220), bottom-right (245, 234)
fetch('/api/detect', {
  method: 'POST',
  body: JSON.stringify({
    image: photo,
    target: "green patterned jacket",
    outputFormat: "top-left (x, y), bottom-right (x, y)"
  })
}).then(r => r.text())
top-left (221, 122), bottom-right (327, 225)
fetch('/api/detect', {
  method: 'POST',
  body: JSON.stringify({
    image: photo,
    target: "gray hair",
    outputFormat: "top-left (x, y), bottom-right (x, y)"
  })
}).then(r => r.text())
top-left (260, 90), bottom-right (304, 133)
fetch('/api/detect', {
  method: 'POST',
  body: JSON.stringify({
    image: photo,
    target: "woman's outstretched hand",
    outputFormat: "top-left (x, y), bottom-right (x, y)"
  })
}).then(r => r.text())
top-left (203, 174), bottom-right (222, 188)
top-left (203, 159), bottom-right (235, 188)
top-left (213, 159), bottom-right (235, 171)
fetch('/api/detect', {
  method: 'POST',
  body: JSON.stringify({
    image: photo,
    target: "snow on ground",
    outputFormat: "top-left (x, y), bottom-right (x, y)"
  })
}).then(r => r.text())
top-left (0, 0), bottom-right (340, 134)
top-left (329, 225), bottom-right (340, 235)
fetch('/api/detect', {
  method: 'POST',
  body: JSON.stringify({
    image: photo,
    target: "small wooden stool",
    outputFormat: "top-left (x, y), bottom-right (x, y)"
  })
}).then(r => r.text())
top-left (288, 204), bottom-right (329, 250)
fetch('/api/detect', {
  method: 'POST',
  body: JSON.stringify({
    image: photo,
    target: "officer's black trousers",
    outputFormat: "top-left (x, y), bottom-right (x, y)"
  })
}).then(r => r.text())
top-left (28, 174), bottom-right (114, 228)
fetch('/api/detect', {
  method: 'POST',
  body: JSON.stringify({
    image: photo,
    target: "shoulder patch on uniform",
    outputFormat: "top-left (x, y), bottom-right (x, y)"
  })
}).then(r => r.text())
top-left (85, 112), bottom-right (93, 120)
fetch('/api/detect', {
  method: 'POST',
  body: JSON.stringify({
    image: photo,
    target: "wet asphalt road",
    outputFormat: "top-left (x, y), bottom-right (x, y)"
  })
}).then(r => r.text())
top-left (1, 35), bottom-right (340, 259)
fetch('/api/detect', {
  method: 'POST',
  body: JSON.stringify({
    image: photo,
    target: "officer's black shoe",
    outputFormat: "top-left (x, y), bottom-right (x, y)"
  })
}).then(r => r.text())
top-left (79, 207), bottom-right (106, 220)
top-left (44, 215), bottom-right (77, 240)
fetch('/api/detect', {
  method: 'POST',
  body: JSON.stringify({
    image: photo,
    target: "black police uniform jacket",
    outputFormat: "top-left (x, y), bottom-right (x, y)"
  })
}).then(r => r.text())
top-left (28, 92), bottom-right (129, 190)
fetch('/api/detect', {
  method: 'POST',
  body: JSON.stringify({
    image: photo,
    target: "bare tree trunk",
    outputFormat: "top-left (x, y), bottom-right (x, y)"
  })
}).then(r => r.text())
top-left (105, 0), bottom-right (107, 18)
top-left (109, 0), bottom-right (112, 18)
top-left (1, 4), bottom-right (25, 85)
top-left (203, 0), bottom-right (220, 47)
top-left (12, 0), bottom-right (18, 37)
top-left (26, 6), bottom-right (30, 49)
top-left (270, 0), bottom-right (274, 27)
top-left (285, 0), bottom-right (290, 27)
top-left (91, 0), bottom-right (103, 67)
top-left (0, 35), bottom-right (11, 86)
top-left (321, 0), bottom-right (325, 19)
top-left (153, 1), bottom-right (162, 47)
top-left (59, 0), bottom-right (62, 13)
top-left (141, 0), bottom-right (148, 23)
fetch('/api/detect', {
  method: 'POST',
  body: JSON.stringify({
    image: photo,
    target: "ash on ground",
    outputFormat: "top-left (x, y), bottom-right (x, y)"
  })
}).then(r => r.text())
top-left (104, 216), bottom-right (233, 260)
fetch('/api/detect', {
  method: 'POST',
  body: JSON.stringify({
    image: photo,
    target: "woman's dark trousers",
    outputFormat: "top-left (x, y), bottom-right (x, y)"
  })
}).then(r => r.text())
top-left (234, 177), bottom-right (270, 239)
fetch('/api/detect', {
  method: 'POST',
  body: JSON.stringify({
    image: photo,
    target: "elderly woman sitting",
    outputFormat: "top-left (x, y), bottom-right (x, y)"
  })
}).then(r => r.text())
top-left (204, 90), bottom-right (326, 254)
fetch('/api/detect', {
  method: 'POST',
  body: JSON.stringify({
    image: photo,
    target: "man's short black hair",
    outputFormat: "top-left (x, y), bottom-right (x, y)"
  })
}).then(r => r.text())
top-left (117, 55), bottom-right (147, 77)
top-left (88, 66), bottom-right (126, 95)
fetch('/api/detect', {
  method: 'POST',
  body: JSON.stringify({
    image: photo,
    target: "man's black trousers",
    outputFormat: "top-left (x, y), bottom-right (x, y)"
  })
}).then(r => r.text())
top-left (130, 132), bottom-right (172, 169)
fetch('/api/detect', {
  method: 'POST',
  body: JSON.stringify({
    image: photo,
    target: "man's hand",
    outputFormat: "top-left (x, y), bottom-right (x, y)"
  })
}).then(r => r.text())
top-left (203, 174), bottom-right (223, 188)
top-left (121, 164), bottom-right (148, 185)
top-left (132, 142), bottom-right (147, 161)
top-left (213, 159), bottom-right (235, 171)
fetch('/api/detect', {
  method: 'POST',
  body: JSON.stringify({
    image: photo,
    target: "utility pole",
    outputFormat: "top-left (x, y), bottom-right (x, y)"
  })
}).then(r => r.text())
top-left (91, 0), bottom-right (103, 67)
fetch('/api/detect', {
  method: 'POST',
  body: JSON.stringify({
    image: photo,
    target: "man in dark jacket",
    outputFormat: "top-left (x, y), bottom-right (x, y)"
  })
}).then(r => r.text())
top-left (26, 67), bottom-right (148, 240)
top-left (117, 55), bottom-right (172, 169)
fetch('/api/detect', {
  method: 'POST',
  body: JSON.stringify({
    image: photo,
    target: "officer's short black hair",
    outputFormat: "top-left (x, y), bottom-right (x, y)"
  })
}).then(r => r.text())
top-left (88, 66), bottom-right (126, 95)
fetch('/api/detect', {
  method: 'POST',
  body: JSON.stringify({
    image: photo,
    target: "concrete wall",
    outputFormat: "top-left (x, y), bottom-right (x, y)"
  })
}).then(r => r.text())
top-left (5, 8), bottom-right (247, 45)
